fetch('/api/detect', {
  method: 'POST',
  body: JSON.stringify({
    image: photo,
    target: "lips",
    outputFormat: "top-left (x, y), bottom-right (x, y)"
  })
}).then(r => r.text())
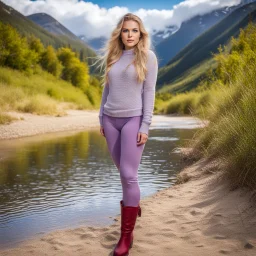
top-left (127, 40), bottom-right (134, 42)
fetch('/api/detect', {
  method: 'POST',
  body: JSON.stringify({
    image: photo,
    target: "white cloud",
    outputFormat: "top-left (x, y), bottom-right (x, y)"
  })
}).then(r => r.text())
top-left (2, 0), bottom-right (243, 39)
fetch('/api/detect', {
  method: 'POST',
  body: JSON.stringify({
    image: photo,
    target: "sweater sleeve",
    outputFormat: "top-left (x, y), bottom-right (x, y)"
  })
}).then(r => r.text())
top-left (139, 50), bottom-right (158, 135)
top-left (99, 82), bottom-right (109, 127)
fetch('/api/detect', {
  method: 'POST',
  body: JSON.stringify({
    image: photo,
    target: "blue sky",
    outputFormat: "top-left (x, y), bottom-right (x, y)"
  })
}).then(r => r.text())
top-left (82, 0), bottom-right (182, 11)
top-left (29, 0), bottom-right (183, 10)
top-left (5, 0), bottom-right (243, 39)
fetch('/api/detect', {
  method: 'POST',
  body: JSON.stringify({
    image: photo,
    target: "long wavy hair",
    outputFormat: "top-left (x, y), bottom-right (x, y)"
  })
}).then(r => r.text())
top-left (93, 13), bottom-right (151, 86)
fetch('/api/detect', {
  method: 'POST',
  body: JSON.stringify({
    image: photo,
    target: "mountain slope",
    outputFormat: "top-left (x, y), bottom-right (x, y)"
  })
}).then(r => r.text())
top-left (79, 1), bottom-right (256, 54)
top-left (27, 13), bottom-right (78, 41)
top-left (0, 1), bottom-right (97, 72)
top-left (157, 2), bottom-right (256, 94)
top-left (155, 0), bottom-right (256, 68)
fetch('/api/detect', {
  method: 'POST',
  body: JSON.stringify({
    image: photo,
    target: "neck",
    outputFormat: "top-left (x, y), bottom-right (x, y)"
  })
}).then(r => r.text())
top-left (122, 48), bottom-right (135, 55)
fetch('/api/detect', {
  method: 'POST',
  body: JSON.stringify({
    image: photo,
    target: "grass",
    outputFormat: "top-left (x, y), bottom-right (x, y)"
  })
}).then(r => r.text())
top-left (190, 64), bottom-right (256, 190)
top-left (0, 112), bottom-right (18, 124)
top-left (158, 61), bottom-right (256, 190)
top-left (0, 65), bottom-right (102, 123)
top-left (156, 23), bottom-right (256, 190)
top-left (158, 58), bottom-right (217, 94)
top-left (155, 88), bottom-right (216, 116)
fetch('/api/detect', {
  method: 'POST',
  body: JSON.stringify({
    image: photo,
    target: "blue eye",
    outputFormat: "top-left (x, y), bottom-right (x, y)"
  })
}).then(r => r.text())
top-left (122, 29), bottom-right (138, 32)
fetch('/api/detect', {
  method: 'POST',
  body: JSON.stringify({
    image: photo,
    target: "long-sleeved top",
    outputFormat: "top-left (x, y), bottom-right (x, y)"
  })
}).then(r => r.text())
top-left (98, 47), bottom-right (158, 135)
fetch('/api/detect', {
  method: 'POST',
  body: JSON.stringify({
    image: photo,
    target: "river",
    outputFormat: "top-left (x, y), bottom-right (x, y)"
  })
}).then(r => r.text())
top-left (0, 115), bottom-right (205, 249)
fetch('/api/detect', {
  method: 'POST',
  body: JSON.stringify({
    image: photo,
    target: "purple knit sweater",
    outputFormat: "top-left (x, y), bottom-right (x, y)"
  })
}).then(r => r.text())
top-left (99, 48), bottom-right (158, 135)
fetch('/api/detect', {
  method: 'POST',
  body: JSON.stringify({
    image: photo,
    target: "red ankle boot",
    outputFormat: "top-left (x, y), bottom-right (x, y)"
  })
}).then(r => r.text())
top-left (113, 201), bottom-right (142, 256)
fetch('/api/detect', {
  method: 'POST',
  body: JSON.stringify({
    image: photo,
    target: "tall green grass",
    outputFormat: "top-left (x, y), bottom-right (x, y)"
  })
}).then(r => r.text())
top-left (156, 22), bottom-right (256, 190)
top-left (0, 66), bottom-right (101, 121)
top-left (191, 63), bottom-right (256, 190)
top-left (155, 88), bottom-right (216, 116)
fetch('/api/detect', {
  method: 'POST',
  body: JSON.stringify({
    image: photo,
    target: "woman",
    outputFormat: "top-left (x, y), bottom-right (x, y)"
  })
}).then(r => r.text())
top-left (98, 13), bottom-right (158, 256)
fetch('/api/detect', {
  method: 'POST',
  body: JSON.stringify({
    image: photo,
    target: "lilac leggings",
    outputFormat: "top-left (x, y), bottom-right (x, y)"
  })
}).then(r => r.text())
top-left (102, 113), bottom-right (145, 207)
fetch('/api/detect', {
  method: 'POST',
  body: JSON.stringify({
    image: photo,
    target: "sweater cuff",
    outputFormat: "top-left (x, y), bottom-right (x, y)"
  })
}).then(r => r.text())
top-left (99, 115), bottom-right (103, 127)
top-left (139, 122), bottom-right (150, 135)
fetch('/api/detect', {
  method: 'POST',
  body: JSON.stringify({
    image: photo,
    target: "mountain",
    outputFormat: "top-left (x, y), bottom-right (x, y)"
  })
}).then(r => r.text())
top-left (27, 13), bottom-right (78, 41)
top-left (155, 0), bottom-right (256, 67)
top-left (242, 0), bottom-right (256, 4)
top-left (26, 12), bottom-right (109, 56)
top-left (79, 25), bottom-right (179, 53)
top-left (0, 1), bottom-right (97, 73)
top-left (79, 35), bottom-right (107, 54)
top-left (79, 1), bottom-right (256, 53)
top-left (151, 25), bottom-right (179, 47)
top-left (157, 2), bottom-right (256, 94)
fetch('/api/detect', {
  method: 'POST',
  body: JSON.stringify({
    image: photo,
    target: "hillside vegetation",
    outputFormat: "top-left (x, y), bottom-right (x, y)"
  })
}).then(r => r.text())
top-left (0, 1), bottom-right (97, 73)
top-left (157, 22), bottom-right (256, 190)
top-left (157, 3), bottom-right (256, 94)
top-left (0, 21), bottom-right (102, 124)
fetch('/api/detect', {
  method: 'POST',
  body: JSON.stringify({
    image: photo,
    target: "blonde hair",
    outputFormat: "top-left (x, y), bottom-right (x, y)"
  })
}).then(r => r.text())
top-left (92, 13), bottom-right (152, 85)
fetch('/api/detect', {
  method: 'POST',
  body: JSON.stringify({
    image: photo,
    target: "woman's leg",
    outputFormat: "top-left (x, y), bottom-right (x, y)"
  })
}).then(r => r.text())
top-left (102, 114), bottom-right (121, 170)
top-left (119, 116), bottom-right (145, 207)
top-left (103, 114), bottom-right (145, 207)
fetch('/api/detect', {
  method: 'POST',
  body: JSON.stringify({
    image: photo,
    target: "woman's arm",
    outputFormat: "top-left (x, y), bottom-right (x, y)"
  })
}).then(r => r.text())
top-left (139, 50), bottom-right (158, 135)
top-left (99, 82), bottom-right (109, 127)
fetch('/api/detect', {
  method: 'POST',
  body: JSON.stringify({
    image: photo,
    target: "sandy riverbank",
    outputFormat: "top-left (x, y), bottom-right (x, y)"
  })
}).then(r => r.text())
top-left (0, 110), bottom-right (100, 140)
top-left (0, 110), bottom-right (206, 140)
top-left (1, 156), bottom-right (255, 256)
top-left (0, 111), bottom-right (255, 255)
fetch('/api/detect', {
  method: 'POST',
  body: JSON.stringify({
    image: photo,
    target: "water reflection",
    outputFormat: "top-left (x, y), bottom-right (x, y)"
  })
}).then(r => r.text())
top-left (0, 117), bottom-right (201, 249)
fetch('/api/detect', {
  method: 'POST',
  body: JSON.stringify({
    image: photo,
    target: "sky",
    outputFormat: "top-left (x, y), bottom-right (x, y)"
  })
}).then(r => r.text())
top-left (3, 0), bottom-right (243, 39)
top-left (30, 0), bottom-right (183, 11)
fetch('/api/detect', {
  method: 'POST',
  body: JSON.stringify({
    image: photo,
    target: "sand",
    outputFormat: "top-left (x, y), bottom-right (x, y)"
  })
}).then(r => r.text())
top-left (0, 111), bottom-right (255, 255)
top-left (1, 157), bottom-right (255, 255)
top-left (0, 110), bottom-right (100, 140)
top-left (0, 110), bottom-right (206, 141)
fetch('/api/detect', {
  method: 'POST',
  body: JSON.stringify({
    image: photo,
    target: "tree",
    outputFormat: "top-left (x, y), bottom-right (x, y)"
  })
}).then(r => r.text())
top-left (40, 45), bottom-right (63, 77)
top-left (0, 22), bottom-right (38, 72)
top-left (57, 47), bottom-right (90, 90)
top-left (27, 34), bottom-right (45, 60)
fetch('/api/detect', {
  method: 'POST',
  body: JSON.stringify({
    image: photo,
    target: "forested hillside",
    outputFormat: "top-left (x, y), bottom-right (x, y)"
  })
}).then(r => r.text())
top-left (0, 21), bottom-right (102, 124)
top-left (156, 21), bottom-right (256, 189)
top-left (157, 2), bottom-right (256, 94)
top-left (0, 1), bottom-right (97, 73)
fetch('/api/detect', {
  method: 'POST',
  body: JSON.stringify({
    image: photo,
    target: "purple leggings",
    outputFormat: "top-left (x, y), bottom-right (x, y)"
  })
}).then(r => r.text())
top-left (102, 113), bottom-right (145, 207)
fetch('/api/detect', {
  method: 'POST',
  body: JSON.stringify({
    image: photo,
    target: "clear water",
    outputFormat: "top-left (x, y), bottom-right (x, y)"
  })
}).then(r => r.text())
top-left (0, 115), bottom-right (203, 249)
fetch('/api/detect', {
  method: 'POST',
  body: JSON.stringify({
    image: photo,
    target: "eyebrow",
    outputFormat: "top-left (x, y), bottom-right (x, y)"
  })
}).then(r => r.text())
top-left (122, 28), bottom-right (139, 29)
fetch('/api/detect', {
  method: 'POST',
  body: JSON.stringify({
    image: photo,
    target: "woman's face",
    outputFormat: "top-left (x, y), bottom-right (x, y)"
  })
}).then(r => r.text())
top-left (120, 20), bottom-right (141, 50)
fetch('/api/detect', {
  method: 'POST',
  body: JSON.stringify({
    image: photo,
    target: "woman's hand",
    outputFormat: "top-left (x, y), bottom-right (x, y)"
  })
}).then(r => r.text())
top-left (137, 132), bottom-right (148, 146)
top-left (100, 126), bottom-right (105, 137)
